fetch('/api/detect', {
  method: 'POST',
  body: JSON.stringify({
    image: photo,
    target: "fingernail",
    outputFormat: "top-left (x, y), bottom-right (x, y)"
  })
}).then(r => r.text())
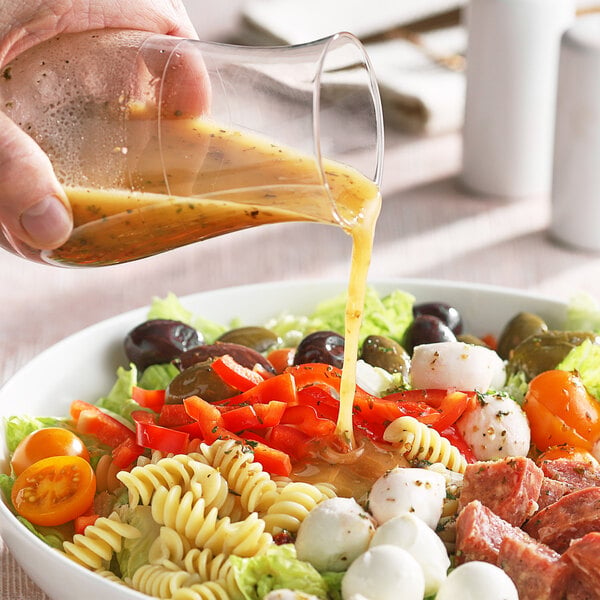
top-left (20, 195), bottom-right (72, 248)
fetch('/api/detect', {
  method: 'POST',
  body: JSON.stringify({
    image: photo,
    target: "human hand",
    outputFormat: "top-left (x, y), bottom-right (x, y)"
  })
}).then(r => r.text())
top-left (0, 0), bottom-right (198, 253)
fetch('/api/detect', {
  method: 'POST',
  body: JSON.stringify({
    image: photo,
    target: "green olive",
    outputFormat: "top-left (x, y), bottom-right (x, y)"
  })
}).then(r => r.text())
top-left (217, 326), bottom-right (280, 353)
top-left (496, 312), bottom-right (548, 360)
top-left (165, 361), bottom-right (238, 405)
top-left (507, 330), bottom-right (600, 380)
top-left (457, 333), bottom-right (488, 347)
top-left (360, 335), bottom-right (410, 376)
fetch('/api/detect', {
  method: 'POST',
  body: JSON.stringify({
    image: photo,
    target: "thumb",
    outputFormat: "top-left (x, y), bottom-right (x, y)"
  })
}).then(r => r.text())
top-left (0, 111), bottom-right (72, 250)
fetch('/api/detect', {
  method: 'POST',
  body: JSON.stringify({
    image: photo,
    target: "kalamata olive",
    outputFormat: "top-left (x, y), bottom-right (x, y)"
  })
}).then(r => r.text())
top-left (293, 331), bottom-right (345, 368)
top-left (177, 341), bottom-right (274, 373)
top-left (165, 361), bottom-right (238, 405)
top-left (507, 330), bottom-right (600, 380)
top-left (124, 319), bottom-right (202, 371)
top-left (217, 326), bottom-right (280, 353)
top-left (413, 302), bottom-right (463, 335)
top-left (403, 315), bottom-right (457, 353)
top-left (496, 312), bottom-right (548, 360)
top-left (360, 335), bottom-right (410, 377)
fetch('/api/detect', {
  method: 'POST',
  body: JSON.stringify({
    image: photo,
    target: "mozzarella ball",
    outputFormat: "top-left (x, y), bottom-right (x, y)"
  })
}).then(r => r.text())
top-left (410, 342), bottom-right (505, 392)
top-left (370, 513), bottom-right (449, 596)
top-left (342, 545), bottom-right (424, 600)
top-left (368, 467), bottom-right (446, 528)
top-left (435, 561), bottom-right (518, 600)
top-left (295, 497), bottom-right (375, 572)
top-left (456, 392), bottom-right (531, 460)
top-left (263, 592), bottom-right (321, 600)
top-left (355, 359), bottom-right (395, 397)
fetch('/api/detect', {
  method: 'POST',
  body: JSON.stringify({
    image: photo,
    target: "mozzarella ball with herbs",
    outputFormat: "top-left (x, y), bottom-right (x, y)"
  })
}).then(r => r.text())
top-left (456, 392), bottom-right (531, 460)
top-left (370, 513), bottom-right (450, 596)
top-left (368, 467), bottom-right (446, 529)
top-left (295, 497), bottom-right (375, 572)
top-left (342, 545), bottom-right (425, 600)
top-left (410, 341), bottom-right (505, 392)
top-left (435, 561), bottom-right (519, 600)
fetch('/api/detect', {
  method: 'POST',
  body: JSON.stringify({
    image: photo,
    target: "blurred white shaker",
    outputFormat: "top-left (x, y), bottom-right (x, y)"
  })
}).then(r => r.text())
top-left (550, 15), bottom-right (600, 250)
top-left (461, 0), bottom-right (574, 198)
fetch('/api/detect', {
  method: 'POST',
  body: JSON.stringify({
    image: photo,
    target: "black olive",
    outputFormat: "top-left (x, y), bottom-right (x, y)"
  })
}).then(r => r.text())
top-left (177, 341), bottom-right (275, 373)
top-left (293, 331), bottom-right (345, 368)
top-left (403, 315), bottom-right (456, 353)
top-left (165, 361), bottom-right (238, 405)
top-left (217, 326), bottom-right (280, 353)
top-left (124, 319), bottom-right (202, 371)
top-left (496, 312), bottom-right (548, 360)
top-left (413, 302), bottom-right (463, 335)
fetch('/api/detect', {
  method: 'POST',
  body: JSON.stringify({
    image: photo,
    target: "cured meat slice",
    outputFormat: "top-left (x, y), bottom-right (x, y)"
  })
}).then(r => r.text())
top-left (458, 456), bottom-right (544, 526)
top-left (455, 500), bottom-right (530, 565)
top-left (540, 458), bottom-right (600, 490)
top-left (565, 578), bottom-right (598, 600)
top-left (536, 476), bottom-right (573, 511)
top-left (524, 487), bottom-right (600, 553)
top-left (498, 536), bottom-right (570, 600)
top-left (562, 532), bottom-right (600, 595)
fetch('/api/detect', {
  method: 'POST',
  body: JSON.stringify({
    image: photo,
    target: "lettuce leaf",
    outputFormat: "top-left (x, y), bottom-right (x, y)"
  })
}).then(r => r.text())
top-left (3, 415), bottom-right (60, 453)
top-left (138, 363), bottom-right (179, 390)
top-left (96, 365), bottom-right (143, 424)
top-left (557, 339), bottom-right (600, 400)
top-left (147, 292), bottom-right (226, 343)
top-left (564, 291), bottom-right (600, 333)
top-left (230, 544), bottom-right (329, 600)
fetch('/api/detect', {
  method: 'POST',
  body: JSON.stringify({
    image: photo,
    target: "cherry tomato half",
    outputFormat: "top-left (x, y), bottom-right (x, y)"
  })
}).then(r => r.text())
top-left (11, 427), bottom-right (90, 476)
top-left (524, 370), bottom-right (600, 452)
top-left (11, 455), bottom-right (96, 526)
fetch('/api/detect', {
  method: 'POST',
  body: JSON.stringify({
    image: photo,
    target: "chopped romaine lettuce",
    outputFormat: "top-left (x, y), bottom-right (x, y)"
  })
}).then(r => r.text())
top-left (0, 473), bottom-right (14, 507)
top-left (138, 363), bottom-right (179, 390)
top-left (565, 291), bottom-right (600, 333)
top-left (116, 505), bottom-right (160, 579)
top-left (230, 544), bottom-right (329, 600)
top-left (502, 371), bottom-right (529, 405)
top-left (557, 339), bottom-right (600, 400)
top-left (3, 415), bottom-right (60, 453)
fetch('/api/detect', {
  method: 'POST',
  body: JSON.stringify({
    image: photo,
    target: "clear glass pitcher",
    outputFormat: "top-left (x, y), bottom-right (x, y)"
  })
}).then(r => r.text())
top-left (0, 30), bottom-right (383, 266)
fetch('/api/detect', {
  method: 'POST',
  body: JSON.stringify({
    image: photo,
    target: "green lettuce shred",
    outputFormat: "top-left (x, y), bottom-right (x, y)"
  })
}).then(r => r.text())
top-left (116, 505), bottom-right (161, 579)
top-left (96, 364), bottom-right (144, 424)
top-left (147, 292), bottom-right (226, 343)
top-left (3, 415), bottom-right (60, 453)
top-left (138, 363), bottom-right (179, 390)
top-left (502, 371), bottom-right (530, 405)
top-left (565, 291), bottom-right (600, 333)
top-left (230, 544), bottom-right (329, 600)
top-left (557, 338), bottom-right (600, 400)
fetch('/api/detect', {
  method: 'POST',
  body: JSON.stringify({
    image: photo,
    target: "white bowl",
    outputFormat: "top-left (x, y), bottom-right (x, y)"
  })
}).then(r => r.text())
top-left (0, 278), bottom-right (567, 600)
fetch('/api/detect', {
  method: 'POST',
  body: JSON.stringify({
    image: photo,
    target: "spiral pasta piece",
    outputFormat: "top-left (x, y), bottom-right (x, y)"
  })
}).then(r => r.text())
top-left (198, 440), bottom-right (278, 513)
top-left (262, 481), bottom-right (333, 534)
top-left (117, 455), bottom-right (199, 506)
top-left (383, 416), bottom-right (467, 474)
top-left (63, 512), bottom-right (140, 570)
top-left (182, 547), bottom-right (242, 599)
top-left (130, 563), bottom-right (199, 599)
top-left (171, 580), bottom-right (231, 600)
top-left (149, 526), bottom-right (193, 566)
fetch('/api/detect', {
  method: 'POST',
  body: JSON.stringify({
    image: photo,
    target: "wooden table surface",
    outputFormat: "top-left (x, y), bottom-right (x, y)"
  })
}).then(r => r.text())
top-left (4, 3), bottom-right (600, 599)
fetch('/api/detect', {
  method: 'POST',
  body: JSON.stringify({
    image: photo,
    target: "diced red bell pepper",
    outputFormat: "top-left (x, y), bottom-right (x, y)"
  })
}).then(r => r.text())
top-left (281, 405), bottom-right (336, 437)
top-left (132, 386), bottom-right (166, 412)
top-left (111, 436), bottom-right (146, 468)
top-left (296, 387), bottom-right (340, 422)
top-left (130, 410), bottom-right (189, 455)
top-left (217, 372), bottom-right (297, 408)
top-left (221, 401), bottom-right (287, 432)
top-left (248, 440), bottom-right (292, 477)
top-left (266, 348), bottom-right (296, 374)
top-left (70, 400), bottom-right (136, 448)
top-left (440, 425), bottom-right (477, 463)
top-left (267, 424), bottom-right (311, 459)
top-left (211, 354), bottom-right (264, 391)
top-left (158, 404), bottom-right (196, 427)
top-left (74, 512), bottom-right (100, 535)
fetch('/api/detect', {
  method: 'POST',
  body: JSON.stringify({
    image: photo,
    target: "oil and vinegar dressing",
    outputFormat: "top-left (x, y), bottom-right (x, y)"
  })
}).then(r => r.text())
top-left (51, 116), bottom-right (388, 487)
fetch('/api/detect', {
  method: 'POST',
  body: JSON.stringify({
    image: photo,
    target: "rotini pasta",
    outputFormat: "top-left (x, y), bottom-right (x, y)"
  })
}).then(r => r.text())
top-left (383, 416), bottom-right (467, 474)
top-left (149, 526), bottom-right (193, 566)
top-left (262, 481), bottom-right (333, 534)
top-left (171, 580), bottom-right (231, 600)
top-left (197, 439), bottom-right (278, 513)
top-left (130, 563), bottom-right (199, 599)
top-left (63, 512), bottom-right (141, 570)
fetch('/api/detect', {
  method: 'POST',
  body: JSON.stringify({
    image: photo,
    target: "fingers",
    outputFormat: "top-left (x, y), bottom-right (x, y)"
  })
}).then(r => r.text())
top-left (0, 111), bottom-right (72, 250)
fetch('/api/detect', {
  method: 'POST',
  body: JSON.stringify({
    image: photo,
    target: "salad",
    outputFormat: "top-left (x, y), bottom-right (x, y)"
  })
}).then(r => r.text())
top-left (3, 284), bottom-right (600, 600)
